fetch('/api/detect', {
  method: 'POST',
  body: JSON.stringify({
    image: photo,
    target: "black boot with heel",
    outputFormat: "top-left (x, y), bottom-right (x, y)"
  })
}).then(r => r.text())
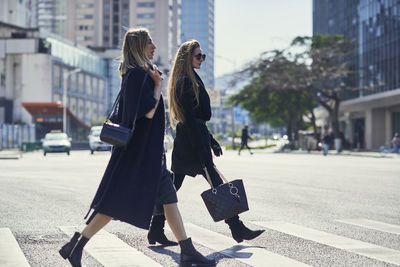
top-left (147, 214), bottom-right (178, 246)
top-left (179, 238), bottom-right (216, 266)
top-left (225, 215), bottom-right (264, 243)
top-left (59, 232), bottom-right (89, 267)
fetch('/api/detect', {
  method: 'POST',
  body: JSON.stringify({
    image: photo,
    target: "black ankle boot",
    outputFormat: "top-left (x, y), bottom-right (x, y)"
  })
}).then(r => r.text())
top-left (59, 232), bottom-right (89, 267)
top-left (225, 216), bottom-right (265, 243)
top-left (179, 238), bottom-right (216, 267)
top-left (147, 215), bottom-right (178, 246)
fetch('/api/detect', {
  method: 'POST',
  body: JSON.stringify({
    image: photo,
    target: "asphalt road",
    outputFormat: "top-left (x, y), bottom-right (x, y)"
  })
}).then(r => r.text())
top-left (0, 149), bottom-right (399, 266)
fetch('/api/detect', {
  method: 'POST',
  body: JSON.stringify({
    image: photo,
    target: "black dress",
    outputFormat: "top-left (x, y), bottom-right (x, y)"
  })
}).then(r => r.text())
top-left (171, 71), bottom-right (222, 188)
top-left (86, 67), bottom-right (166, 230)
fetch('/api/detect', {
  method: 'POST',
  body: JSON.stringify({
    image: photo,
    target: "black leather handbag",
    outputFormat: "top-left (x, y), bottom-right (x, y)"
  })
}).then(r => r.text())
top-left (200, 166), bottom-right (249, 222)
top-left (100, 70), bottom-right (149, 147)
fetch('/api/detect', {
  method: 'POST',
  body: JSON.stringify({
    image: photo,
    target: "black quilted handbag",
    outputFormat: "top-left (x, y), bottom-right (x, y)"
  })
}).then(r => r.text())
top-left (201, 167), bottom-right (249, 222)
top-left (100, 70), bottom-right (148, 147)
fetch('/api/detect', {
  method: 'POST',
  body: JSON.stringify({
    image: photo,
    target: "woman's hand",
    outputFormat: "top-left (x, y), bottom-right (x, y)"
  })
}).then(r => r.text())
top-left (144, 64), bottom-right (162, 87)
top-left (210, 137), bottom-right (223, 157)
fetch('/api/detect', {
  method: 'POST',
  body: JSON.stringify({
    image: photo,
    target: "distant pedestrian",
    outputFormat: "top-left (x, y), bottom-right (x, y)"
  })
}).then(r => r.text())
top-left (322, 132), bottom-right (331, 156)
top-left (58, 28), bottom-right (215, 267)
top-left (238, 125), bottom-right (253, 155)
top-left (391, 132), bottom-right (400, 153)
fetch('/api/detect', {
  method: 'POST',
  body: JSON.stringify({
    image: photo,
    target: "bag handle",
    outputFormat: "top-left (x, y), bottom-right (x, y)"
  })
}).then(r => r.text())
top-left (106, 68), bottom-right (149, 129)
top-left (202, 166), bottom-right (229, 189)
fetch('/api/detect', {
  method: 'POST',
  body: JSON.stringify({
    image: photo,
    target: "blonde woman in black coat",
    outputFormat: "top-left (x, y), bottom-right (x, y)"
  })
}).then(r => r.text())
top-left (147, 40), bottom-right (264, 246)
top-left (59, 29), bottom-right (215, 267)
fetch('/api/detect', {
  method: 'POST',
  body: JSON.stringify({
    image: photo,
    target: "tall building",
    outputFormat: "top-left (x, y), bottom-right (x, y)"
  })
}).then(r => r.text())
top-left (36, 0), bottom-right (67, 36)
top-left (126, 0), bottom-right (181, 72)
top-left (180, 0), bottom-right (214, 89)
top-left (0, 0), bottom-right (37, 28)
top-left (313, 0), bottom-right (400, 150)
top-left (0, 22), bottom-right (108, 140)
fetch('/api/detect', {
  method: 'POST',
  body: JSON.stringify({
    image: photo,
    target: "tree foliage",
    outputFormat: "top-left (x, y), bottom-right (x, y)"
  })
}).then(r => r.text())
top-left (228, 34), bottom-right (356, 144)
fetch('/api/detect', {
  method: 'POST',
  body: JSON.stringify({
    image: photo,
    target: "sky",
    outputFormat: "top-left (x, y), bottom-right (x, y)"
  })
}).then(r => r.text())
top-left (214, 0), bottom-right (312, 77)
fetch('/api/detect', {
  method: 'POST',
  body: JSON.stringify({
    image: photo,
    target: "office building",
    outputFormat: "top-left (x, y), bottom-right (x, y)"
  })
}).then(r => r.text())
top-left (313, 0), bottom-right (400, 149)
top-left (181, 0), bottom-right (214, 89)
top-left (0, 22), bottom-right (109, 140)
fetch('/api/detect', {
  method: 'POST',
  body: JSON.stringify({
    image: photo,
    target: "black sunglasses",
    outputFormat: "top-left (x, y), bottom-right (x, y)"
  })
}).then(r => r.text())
top-left (194, 53), bottom-right (206, 60)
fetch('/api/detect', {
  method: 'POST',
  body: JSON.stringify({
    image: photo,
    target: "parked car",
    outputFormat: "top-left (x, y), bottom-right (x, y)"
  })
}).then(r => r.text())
top-left (42, 131), bottom-right (71, 156)
top-left (88, 126), bottom-right (111, 154)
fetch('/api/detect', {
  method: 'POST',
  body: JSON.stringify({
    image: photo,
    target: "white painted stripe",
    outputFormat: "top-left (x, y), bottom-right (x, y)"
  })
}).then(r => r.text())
top-left (59, 226), bottom-right (162, 267)
top-left (336, 219), bottom-right (400, 235)
top-left (0, 228), bottom-right (30, 267)
top-left (253, 221), bottom-right (400, 266)
top-left (184, 223), bottom-right (310, 267)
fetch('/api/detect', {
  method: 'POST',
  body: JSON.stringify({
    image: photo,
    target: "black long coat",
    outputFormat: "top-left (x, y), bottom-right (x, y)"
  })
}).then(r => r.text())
top-left (171, 71), bottom-right (214, 176)
top-left (86, 67), bottom-right (164, 230)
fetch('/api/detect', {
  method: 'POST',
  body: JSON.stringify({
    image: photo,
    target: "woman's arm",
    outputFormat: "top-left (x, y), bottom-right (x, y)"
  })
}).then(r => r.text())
top-left (145, 66), bottom-right (163, 119)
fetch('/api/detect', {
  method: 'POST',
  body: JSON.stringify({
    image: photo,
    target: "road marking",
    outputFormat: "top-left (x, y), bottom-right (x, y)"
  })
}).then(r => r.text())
top-left (0, 228), bottom-right (30, 267)
top-left (59, 226), bottom-right (162, 267)
top-left (336, 219), bottom-right (400, 235)
top-left (252, 221), bottom-right (400, 266)
top-left (184, 223), bottom-right (310, 266)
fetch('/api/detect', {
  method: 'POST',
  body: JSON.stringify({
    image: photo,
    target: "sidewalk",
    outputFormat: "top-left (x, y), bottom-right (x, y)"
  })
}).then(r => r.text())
top-left (0, 149), bottom-right (22, 159)
top-left (276, 149), bottom-right (399, 158)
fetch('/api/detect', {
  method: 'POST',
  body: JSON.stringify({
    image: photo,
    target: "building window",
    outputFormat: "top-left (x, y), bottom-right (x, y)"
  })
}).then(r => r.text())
top-left (70, 72), bottom-right (77, 91)
top-left (77, 3), bottom-right (94, 8)
top-left (78, 99), bottom-right (84, 119)
top-left (86, 101), bottom-right (92, 121)
top-left (138, 2), bottom-right (155, 8)
top-left (87, 77), bottom-right (92, 96)
top-left (76, 14), bottom-right (93, 19)
top-left (92, 77), bottom-right (98, 96)
top-left (53, 65), bottom-right (61, 88)
top-left (99, 80), bottom-right (104, 98)
top-left (137, 13), bottom-right (155, 19)
top-left (113, 37), bottom-right (119, 45)
top-left (69, 97), bottom-right (77, 114)
top-left (78, 73), bottom-right (85, 93)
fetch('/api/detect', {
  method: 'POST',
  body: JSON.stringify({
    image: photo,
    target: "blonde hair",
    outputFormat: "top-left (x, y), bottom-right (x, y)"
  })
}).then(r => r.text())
top-left (168, 40), bottom-right (200, 128)
top-left (118, 28), bottom-right (152, 75)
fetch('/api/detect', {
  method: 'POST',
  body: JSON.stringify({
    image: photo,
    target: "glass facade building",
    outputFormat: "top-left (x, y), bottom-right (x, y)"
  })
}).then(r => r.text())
top-left (313, 0), bottom-right (400, 97)
top-left (313, 0), bottom-right (400, 150)
top-left (181, 0), bottom-right (214, 89)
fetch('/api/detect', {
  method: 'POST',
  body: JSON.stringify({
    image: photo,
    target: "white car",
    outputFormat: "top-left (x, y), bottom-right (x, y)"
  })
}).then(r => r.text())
top-left (42, 132), bottom-right (71, 156)
top-left (88, 126), bottom-right (111, 154)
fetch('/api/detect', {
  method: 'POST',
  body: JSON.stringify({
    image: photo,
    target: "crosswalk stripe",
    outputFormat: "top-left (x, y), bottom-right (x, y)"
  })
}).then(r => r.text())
top-left (336, 219), bottom-right (400, 235)
top-left (0, 228), bottom-right (30, 267)
top-left (252, 221), bottom-right (400, 266)
top-left (184, 223), bottom-right (310, 266)
top-left (59, 226), bottom-right (162, 267)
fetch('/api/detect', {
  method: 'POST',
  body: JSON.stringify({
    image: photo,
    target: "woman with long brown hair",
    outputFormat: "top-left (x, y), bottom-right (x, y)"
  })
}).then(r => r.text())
top-left (59, 29), bottom-right (215, 267)
top-left (147, 39), bottom-right (264, 246)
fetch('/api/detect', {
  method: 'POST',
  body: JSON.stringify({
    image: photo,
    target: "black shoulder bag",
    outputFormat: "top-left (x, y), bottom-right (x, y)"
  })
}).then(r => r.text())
top-left (200, 166), bottom-right (249, 222)
top-left (100, 70), bottom-right (149, 147)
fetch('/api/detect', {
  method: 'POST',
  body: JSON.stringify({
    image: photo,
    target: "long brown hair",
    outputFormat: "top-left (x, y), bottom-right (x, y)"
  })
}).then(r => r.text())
top-left (118, 28), bottom-right (152, 75)
top-left (168, 40), bottom-right (200, 128)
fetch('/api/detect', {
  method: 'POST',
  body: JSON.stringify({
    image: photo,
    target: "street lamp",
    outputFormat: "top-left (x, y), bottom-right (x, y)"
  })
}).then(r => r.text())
top-left (63, 68), bottom-right (81, 134)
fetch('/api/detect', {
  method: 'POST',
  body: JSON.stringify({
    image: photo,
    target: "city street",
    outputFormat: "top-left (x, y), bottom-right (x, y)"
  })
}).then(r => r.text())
top-left (0, 150), bottom-right (399, 267)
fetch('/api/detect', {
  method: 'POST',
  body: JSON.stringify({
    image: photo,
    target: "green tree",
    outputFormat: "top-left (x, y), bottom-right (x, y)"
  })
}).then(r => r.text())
top-left (228, 50), bottom-right (313, 142)
top-left (293, 35), bottom-right (355, 139)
